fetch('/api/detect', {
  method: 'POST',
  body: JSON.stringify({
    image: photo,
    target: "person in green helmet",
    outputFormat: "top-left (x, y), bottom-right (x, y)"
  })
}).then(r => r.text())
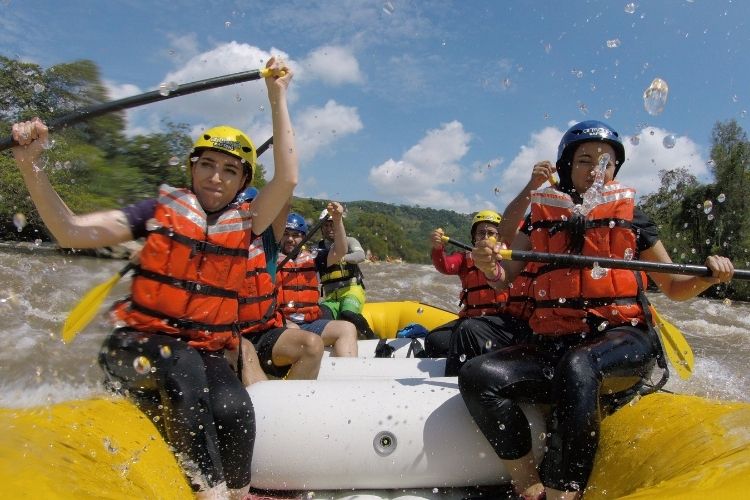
top-left (11, 57), bottom-right (295, 500)
top-left (315, 208), bottom-right (377, 339)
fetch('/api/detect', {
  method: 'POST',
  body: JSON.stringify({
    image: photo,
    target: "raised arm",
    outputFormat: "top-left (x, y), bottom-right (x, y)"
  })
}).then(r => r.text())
top-left (247, 57), bottom-right (298, 234)
top-left (325, 202), bottom-right (348, 267)
top-left (11, 118), bottom-right (133, 248)
top-left (498, 160), bottom-right (555, 245)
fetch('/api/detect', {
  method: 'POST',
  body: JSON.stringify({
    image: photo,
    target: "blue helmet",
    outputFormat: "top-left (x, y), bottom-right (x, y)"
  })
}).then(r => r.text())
top-left (286, 212), bottom-right (308, 235)
top-left (235, 186), bottom-right (258, 204)
top-left (556, 120), bottom-right (625, 193)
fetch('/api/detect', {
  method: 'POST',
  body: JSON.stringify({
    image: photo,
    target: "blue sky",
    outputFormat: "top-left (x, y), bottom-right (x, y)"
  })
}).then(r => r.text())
top-left (2, 0), bottom-right (748, 213)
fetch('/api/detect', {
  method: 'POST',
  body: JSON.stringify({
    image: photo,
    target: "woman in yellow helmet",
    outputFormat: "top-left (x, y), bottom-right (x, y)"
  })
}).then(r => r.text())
top-left (11, 57), bottom-right (295, 499)
top-left (426, 210), bottom-right (532, 374)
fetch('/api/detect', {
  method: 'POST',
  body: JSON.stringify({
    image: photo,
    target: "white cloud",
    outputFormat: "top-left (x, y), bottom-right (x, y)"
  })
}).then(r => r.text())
top-left (300, 45), bottom-right (364, 85)
top-left (494, 124), bottom-right (710, 208)
top-left (368, 121), bottom-right (475, 211)
top-left (494, 126), bottom-right (560, 206)
top-left (117, 42), bottom-right (298, 138)
top-left (162, 33), bottom-right (201, 64)
top-left (471, 157), bottom-right (504, 181)
top-left (295, 99), bottom-right (363, 162)
top-left (619, 127), bottom-right (709, 197)
top-left (103, 80), bottom-right (141, 101)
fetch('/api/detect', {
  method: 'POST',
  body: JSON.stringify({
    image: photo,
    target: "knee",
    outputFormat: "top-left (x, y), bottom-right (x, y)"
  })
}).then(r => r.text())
top-left (557, 349), bottom-right (598, 390)
top-left (301, 332), bottom-right (325, 358)
top-left (335, 320), bottom-right (357, 340)
top-left (212, 390), bottom-right (254, 429)
top-left (458, 356), bottom-right (492, 397)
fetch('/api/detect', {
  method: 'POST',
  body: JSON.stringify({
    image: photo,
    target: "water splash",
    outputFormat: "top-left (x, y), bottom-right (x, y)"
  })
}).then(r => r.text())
top-left (576, 153), bottom-right (610, 216)
top-left (643, 78), bottom-right (669, 116)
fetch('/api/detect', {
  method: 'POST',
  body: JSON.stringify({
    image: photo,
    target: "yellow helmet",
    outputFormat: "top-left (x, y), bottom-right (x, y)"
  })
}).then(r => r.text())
top-left (190, 125), bottom-right (257, 181)
top-left (472, 210), bottom-right (502, 226)
top-left (471, 210), bottom-right (502, 242)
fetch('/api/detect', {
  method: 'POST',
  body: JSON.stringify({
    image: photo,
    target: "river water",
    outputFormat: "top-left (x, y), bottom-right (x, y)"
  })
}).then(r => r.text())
top-left (0, 248), bottom-right (748, 407)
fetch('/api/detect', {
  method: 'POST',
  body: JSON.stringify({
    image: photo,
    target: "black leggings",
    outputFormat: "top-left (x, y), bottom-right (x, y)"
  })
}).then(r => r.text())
top-left (423, 319), bottom-right (459, 358)
top-left (458, 326), bottom-right (657, 492)
top-left (445, 314), bottom-right (530, 376)
top-left (99, 329), bottom-right (255, 489)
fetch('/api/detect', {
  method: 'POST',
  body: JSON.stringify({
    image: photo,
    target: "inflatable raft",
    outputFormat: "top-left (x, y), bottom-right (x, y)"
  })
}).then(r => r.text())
top-left (3, 393), bottom-right (749, 499)
top-left (2, 301), bottom-right (750, 498)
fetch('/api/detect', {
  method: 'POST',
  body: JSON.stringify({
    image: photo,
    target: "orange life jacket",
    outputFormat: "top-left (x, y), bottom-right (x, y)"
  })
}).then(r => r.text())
top-left (526, 182), bottom-right (647, 336)
top-left (276, 251), bottom-right (322, 322)
top-left (112, 185), bottom-right (251, 351)
top-left (459, 253), bottom-right (512, 318)
top-left (237, 235), bottom-right (284, 334)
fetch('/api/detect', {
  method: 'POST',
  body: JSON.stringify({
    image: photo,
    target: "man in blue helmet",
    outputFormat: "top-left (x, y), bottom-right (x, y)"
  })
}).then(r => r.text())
top-left (459, 120), bottom-right (734, 499)
top-left (276, 205), bottom-right (358, 356)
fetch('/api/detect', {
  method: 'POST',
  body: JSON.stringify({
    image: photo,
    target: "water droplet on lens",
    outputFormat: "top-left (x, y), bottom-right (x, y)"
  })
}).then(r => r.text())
top-left (133, 356), bottom-right (151, 375)
top-left (33, 83), bottom-right (45, 93)
top-left (168, 156), bottom-right (180, 166)
top-left (606, 39), bottom-right (621, 48)
top-left (416, 307), bottom-right (424, 314)
top-left (624, 2), bottom-right (636, 14)
top-left (630, 135), bottom-right (640, 146)
top-left (543, 367), bottom-right (554, 379)
top-left (591, 262), bottom-right (609, 280)
top-left (717, 193), bottom-right (726, 203)
top-left (160, 345), bottom-right (172, 358)
top-left (13, 213), bottom-right (27, 232)
top-left (158, 83), bottom-right (170, 96)
top-left (623, 248), bottom-right (634, 260)
top-left (459, 354), bottom-right (466, 362)
top-left (145, 218), bottom-right (162, 232)
top-left (225, 21), bottom-right (231, 28)
top-left (597, 321), bottom-right (609, 332)
top-left (383, 1), bottom-right (395, 14)
top-left (643, 78), bottom-right (669, 116)
top-left (663, 134), bottom-right (676, 149)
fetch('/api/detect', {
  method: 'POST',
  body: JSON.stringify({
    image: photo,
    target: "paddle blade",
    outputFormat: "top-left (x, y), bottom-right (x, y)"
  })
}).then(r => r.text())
top-left (61, 272), bottom-right (123, 343)
top-left (651, 308), bottom-right (694, 380)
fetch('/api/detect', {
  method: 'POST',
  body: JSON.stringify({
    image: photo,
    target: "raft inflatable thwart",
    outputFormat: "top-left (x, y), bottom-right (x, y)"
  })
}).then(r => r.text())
top-left (1, 301), bottom-right (749, 499)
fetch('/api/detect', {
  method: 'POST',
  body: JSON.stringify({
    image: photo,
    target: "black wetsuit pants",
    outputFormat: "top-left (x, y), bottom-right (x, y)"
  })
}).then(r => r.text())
top-left (458, 325), bottom-right (657, 492)
top-left (99, 329), bottom-right (255, 490)
top-left (444, 314), bottom-right (531, 376)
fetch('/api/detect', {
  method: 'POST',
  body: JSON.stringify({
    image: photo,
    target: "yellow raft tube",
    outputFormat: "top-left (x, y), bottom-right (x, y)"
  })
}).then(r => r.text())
top-left (2, 302), bottom-right (749, 498)
top-left (361, 300), bottom-right (458, 338)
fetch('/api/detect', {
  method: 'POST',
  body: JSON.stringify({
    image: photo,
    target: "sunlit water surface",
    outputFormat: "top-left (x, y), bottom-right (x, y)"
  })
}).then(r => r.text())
top-left (0, 249), bottom-right (747, 407)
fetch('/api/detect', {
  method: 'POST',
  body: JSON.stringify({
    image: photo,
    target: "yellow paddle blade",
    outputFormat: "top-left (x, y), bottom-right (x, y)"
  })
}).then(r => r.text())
top-left (61, 265), bottom-right (131, 343)
top-left (651, 307), bottom-right (694, 380)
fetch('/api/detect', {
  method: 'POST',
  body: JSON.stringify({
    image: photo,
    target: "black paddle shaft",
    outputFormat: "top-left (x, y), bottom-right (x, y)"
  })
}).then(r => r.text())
top-left (1, 68), bottom-right (269, 152)
top-left (508, 250), bottom-right (750, 280)
top-left (443, 237), bottom-right (750, 280)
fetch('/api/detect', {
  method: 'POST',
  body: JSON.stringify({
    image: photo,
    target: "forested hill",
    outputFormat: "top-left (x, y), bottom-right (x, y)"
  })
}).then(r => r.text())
top-left (289, 198), bottom-right (473, 264)
top-left (1, 55), bottom-right (748, 298)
